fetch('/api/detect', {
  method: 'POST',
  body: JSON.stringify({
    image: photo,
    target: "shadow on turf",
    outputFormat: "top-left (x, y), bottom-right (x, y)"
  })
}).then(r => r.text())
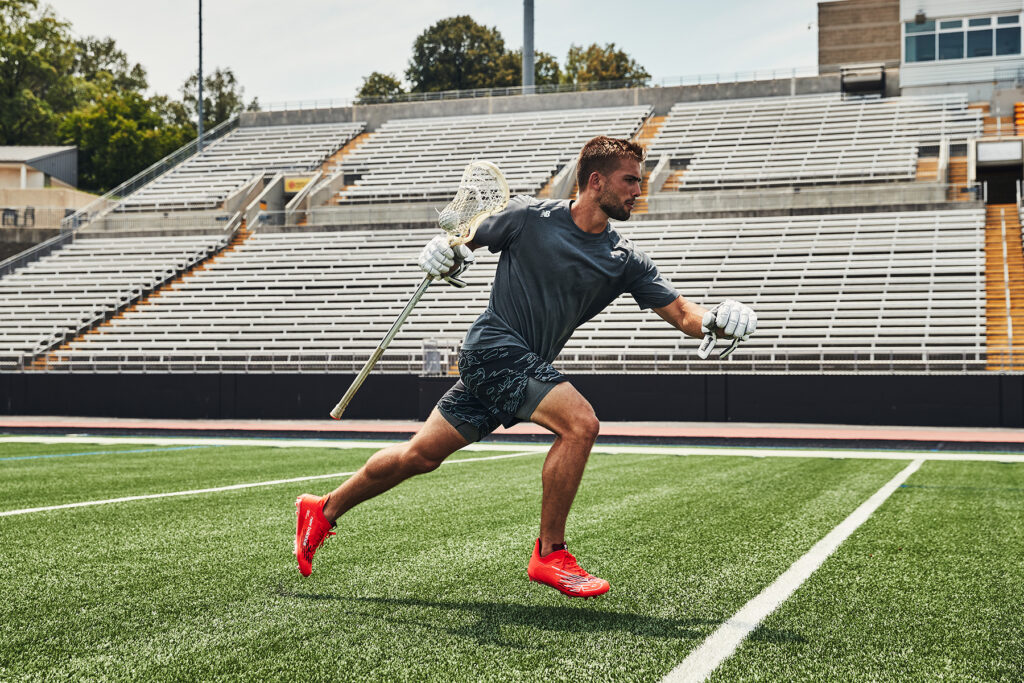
top-left (276, 588), bottom-right (805, 648)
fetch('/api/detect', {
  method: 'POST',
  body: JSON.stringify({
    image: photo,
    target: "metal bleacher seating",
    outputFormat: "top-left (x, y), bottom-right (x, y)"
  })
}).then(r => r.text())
top-left (336, 106), bottom-right (652, 204)
top-left (40, 207), bottom-right (985, 373)
top-left (118, 122), bottom-right (366, 212)
top-left (570, 209), bottom-right (986, 371)
top-left (0, 234), bottom-right (229, 370)
top-left (648, 94), bottom-right (983, 190)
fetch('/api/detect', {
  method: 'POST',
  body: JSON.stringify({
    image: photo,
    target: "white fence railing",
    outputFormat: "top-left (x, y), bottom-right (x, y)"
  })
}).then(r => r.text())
top-left (261, 66), bottom-right (826, 111)
top-left (22, 349), bottom-right (1016, 375)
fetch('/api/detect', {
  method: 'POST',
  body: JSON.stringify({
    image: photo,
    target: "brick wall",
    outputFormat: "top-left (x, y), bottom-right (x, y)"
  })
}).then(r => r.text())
top-left (818, 0), bottom-right (900, 69)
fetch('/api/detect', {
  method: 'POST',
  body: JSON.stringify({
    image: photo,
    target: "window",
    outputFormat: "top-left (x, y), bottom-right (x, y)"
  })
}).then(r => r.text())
top-left (939, 32), bottom-right (964, 59)
top-left (905, 14), bottom-right (1022, 62)
top-left (968, 29), bottom-right (994, 57)
top-left (997, 26), bottom-right (1021, 54)
top-left (905, 20), bottom-right (935, 34)
top-left (906, 34), bottom-right (936, 62)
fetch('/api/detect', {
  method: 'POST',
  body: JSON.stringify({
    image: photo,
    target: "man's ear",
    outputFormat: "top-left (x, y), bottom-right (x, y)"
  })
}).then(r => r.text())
top-left (587, 171), bottom-right (603, 192)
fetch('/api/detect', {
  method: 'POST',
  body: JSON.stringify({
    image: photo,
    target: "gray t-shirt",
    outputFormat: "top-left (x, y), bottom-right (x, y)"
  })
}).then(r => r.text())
top-left (463, 196), bottom-right (679, 362)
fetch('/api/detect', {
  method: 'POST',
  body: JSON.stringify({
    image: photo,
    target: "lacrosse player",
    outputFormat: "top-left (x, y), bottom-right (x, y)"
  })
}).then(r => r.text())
top-left (296, 136), bottom-right (756, 597)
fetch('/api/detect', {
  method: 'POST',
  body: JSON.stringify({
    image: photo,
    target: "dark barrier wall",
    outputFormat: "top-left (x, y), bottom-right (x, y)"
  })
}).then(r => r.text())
top-left (1, 373), bottom-right (1022, 427)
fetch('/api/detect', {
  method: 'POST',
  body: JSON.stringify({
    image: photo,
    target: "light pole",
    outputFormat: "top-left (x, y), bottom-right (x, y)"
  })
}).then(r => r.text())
top-left (522, 0), bottom-right (534, 94)
top-left (197, 0), bottom-right (204, 152)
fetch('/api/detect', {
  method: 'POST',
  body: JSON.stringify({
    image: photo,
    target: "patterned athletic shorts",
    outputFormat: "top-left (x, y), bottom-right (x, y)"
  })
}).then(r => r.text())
top-left (437, 346), bottom-right (567, 443)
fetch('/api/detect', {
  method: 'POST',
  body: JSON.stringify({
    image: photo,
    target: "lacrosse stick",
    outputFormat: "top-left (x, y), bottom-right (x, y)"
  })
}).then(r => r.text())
top-left (329, 161), bottom-right (510, 419)
top-left (697, 332), bottom-right (741, 360)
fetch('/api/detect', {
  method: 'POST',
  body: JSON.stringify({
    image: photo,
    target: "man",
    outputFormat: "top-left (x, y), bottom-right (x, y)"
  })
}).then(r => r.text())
top-left (296, 136), bottom-right (756, 597)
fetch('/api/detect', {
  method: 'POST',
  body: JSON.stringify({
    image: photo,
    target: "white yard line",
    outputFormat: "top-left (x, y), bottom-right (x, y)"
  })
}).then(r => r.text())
top-left (0, 450), bottom-right (541, 518)
top-left (663, 458), bottom-right (925, 683)
top-left (1, 434), bottom-right (1021, 462)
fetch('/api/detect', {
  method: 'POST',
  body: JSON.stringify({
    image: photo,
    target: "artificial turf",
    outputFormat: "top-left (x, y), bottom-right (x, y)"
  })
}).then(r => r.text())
top-left (713, 459), bottom-right (1024, 682)
top-left (0, 439), bottom-right (1012, 681)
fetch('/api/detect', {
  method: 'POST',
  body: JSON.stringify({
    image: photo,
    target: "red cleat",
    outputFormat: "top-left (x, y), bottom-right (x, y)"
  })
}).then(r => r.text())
top-left (295, 494), bottom-right (334, 577)
top-left (527, 538), bottom-right (610, 598)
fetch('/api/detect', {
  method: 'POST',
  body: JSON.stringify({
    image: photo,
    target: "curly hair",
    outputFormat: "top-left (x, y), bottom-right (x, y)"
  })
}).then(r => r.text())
top-left (575, 136), bottom-right (646, 192)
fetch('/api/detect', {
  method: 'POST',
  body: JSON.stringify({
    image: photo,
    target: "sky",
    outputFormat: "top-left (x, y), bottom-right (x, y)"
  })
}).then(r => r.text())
top-left (43, 1), bottom-right (821, 106)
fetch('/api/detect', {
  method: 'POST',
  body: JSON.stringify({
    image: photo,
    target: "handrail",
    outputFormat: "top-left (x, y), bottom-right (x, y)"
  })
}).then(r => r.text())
top-left (60, 115), bottom-right (240, 232)
top-left (648, 154), bottom-right (672, 194)
top-left (937, 136), bottom-right (949, 184)
top-left (261, 65), bottom-right (830, 111)
top-left (0, 230), bottom-right (75, 278)
top-left (27, 350), bottom-right (1005, 375)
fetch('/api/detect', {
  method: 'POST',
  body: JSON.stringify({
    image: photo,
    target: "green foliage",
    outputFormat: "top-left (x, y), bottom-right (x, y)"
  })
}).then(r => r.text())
top-left (405, 15), bottom-right (507, 92)
top-left (0, 1), bottom-right (263, 192)
top-left (494, 49), bottom-right (561, 88)
top-left (562, 42), bottom-right (650, 87)
top-left (0, 0), bottom-right (77, 144)
top-left (356, 71), bottom-right (405, 103)
top-left (181, 67), bottom-right (259, 132)
top-left (58, 90), bottom-right (193, 192)
top-left (73, 36), bottom-right (149, 97)
top-left (387, 16), bottom-right (647, 94)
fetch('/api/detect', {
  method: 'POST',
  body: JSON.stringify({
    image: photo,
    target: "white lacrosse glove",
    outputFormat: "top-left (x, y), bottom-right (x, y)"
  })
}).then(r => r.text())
top-left (697, 300), bottom-right (757, 360)
top-left (701, 300), bottom-right (757, 340)
top-left (417, 235), bottom-right (474, 287)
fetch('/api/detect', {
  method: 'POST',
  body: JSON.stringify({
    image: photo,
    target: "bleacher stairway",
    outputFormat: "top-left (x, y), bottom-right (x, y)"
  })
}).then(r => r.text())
top-left (322, 131), bottom-right (373, 178)
top-left (631, 115), bottom-right (667, 214)
top-left (985, 204), bottom-right (1024, 371)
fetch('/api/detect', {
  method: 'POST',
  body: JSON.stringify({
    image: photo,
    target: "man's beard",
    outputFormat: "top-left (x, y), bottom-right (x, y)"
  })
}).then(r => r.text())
top-left (598, 190), bottom-right (631, 221)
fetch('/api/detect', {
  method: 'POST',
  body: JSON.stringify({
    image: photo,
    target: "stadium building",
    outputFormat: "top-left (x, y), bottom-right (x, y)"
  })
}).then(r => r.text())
top-left (1, 0), bottom-right (1023, 428)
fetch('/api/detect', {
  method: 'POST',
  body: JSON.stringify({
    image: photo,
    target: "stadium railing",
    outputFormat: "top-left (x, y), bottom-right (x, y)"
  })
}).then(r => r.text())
top-left (261, 66), bottom-right (825, 111)
top-left (28, 350), bottom-right (999, 375)
top-left (0, 231), bottom-right (76, 279)
top-left (648, 182), bottom-right (977, 213)
top-left (0, 207), bottom-right (78, 231)
top-left (79, 212), bottom-right (238, 235)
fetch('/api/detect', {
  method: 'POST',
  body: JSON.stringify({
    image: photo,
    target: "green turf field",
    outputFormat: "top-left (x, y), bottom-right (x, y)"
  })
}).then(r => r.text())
top-left (0, 437), bottom-right (1021, 681)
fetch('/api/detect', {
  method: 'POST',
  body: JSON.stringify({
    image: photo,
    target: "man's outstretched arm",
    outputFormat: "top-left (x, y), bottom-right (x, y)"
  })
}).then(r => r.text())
top-left (654, 296), bottom-right (758, 341)
top-left (652, 296), bottom-right (708, 338)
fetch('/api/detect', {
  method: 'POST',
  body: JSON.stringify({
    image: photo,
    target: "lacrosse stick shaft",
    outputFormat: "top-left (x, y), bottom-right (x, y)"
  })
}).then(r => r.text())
top-left (330, 275), bottom-right (432, 420)
top-left (697, 332), bottom-right (741, 360)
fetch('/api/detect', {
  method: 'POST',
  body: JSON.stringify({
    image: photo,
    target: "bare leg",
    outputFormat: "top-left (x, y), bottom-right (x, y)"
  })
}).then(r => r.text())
top-left (321, 408), bottom-right (468, 523)
top-left (527, 383), bottom-right (600, 556)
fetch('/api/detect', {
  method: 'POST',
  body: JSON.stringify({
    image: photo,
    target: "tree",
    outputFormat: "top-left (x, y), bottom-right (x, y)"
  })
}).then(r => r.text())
top-left (181, 67), bottom-right (259, 132)
top-left (0, 1), bottom-right (266, 192)
top-left (494, 49), bottom-right (561, 88)
top-left (0, 0), bottom-right (78, 144)
top-left (59, 90), bottom-right (194, 192)
top-left (356, 71), bottom-right (405, 103)
top-left (73, 36), bottom-right (148, 95)
top-left (405, 16), bottom-right (507, 92)
top-left (562, 43), bottom-right (650, 88)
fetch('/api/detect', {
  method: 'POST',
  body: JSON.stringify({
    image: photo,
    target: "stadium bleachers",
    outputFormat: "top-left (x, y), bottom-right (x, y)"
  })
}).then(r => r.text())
top-left (37, 208), bottom-right (986, 373)
top-left (335, 106), bottom-right (651, 204)
top-left (0, 234), bottom-right (229, 370)
top-left (118, 122), bottom-right (366, 212)
top-left (573, 209), bottom-right (986, 370)
top-left (648, 94), bottom-right (983, 191)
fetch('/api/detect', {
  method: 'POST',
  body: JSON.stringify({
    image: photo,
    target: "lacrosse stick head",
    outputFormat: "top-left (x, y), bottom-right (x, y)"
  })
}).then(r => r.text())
top-left (437, 161), bottom-right (510, 246)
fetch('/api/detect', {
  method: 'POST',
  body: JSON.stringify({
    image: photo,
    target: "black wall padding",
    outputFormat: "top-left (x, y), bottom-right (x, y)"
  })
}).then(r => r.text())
top-left (0, 373), bottom-right (1021, 428)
